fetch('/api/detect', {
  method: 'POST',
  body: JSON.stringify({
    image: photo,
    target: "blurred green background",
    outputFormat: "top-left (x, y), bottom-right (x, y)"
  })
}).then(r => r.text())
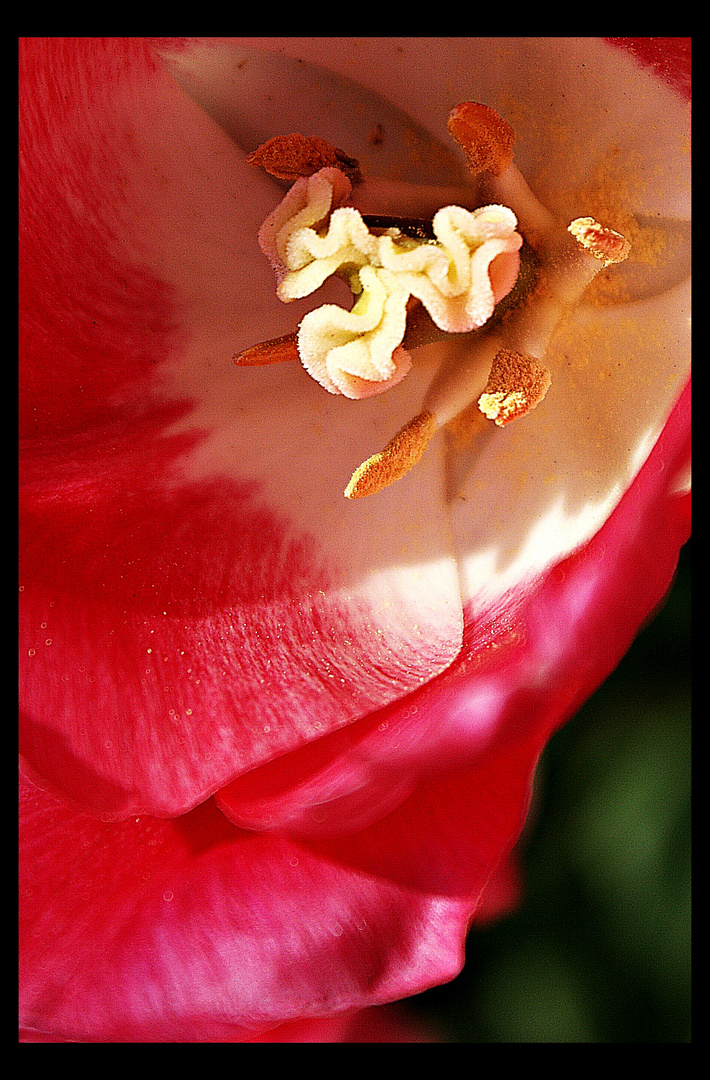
top-left (410, 538), bottom-right (691, 1043)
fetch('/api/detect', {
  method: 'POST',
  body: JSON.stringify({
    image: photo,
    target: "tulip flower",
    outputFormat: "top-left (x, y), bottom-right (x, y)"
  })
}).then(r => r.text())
top-left (19, 37), bottom-right (690, 1042)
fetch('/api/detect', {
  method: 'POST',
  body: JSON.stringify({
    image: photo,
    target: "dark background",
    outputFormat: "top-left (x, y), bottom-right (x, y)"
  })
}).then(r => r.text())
top-left (410, 538), bottom-right (691, 1042)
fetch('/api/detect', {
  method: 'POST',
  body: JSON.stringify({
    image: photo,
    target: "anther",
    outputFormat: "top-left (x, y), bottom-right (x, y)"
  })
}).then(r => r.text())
top-left (568, 217), bottom-right (632, 267)
top-left (477, 349), bottom-right (552, 426)
top-left (447, 102), bottom-right (515, 178)
top-left (344, 411), bottom-right (438, 498)
top-left (234, 332), bottom-right (300, 366)
top-left (247, 133), bottom-right (363, 185)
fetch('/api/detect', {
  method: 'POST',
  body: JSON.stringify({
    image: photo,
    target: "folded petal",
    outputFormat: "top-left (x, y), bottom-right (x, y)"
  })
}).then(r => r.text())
top-left (19, 710), bottom-right (538, 1043)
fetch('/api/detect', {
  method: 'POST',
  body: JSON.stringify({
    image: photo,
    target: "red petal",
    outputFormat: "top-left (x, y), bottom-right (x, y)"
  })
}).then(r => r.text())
top-left (19, 745), bottom-right (529, 1042)
top-left (606, 37), bottom-right (691, 100)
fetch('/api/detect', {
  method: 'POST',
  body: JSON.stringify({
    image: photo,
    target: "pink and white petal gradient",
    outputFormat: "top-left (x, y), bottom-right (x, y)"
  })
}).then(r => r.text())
top-left (19, 37), bottom-right (463, 821)
top-left (19, 37), bottom-right (689, 1041)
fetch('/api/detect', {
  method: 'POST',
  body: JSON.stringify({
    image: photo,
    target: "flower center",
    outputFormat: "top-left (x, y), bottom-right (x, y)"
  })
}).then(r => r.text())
top-left (237, 107), bottom-right (630, 498)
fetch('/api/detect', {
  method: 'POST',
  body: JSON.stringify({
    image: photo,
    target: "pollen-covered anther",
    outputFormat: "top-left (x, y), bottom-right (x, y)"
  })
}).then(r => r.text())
top-left (568, 216), bottom-right (631, 267)
top-left (247, 133), bottom-right (363, 185)
top-left (344, 411), bottom-right (438, 499)
top-left (447, 102), bottom-right (515, 178)
top-left (478, 348), bottom-right (552, 426)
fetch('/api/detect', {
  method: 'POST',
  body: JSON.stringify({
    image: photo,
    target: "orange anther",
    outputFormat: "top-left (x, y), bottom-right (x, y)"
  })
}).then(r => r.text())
top-left (478, 348), bottom-right (551, 426)
top-left (247, 134), bottom-right (362, 184)
top-left (568, 217), bottom-right (631, 267)
top-left (447, 102), bottom-right (515, 178)
top-left (233, 332), bottom-right (300, 366)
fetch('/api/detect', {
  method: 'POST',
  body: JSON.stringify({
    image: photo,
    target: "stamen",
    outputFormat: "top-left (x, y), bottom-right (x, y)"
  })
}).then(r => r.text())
top-left (247, 133), bottom-right (363, 185)
top-left (239, 108), bottom-right (632, 499)
top-left (477, 348), bottom-right (552, 426)
top-left (448, 102), bottom-right (557, 251)
top-left (348, 210), bottom-right (630, 496)
top-left (344, 411), bottom-right (438, 498)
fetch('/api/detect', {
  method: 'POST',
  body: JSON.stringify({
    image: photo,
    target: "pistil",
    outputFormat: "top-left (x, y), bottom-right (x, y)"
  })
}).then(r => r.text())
top-left (244, 159), bottom-right (523, 399)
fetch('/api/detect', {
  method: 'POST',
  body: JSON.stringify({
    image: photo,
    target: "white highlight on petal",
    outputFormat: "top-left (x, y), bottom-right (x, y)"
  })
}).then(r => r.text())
top-left (258, 168), bottom-right (522, 398)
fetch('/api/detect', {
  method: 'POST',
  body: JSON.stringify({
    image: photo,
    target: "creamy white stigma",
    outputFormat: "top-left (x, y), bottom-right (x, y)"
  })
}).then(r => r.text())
top-left (258, 167), bottom-right (522, 399)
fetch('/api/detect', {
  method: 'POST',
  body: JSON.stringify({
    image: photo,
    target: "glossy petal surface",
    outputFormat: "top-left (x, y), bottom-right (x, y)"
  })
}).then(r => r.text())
top-left (20, 671), bottom-right (549, 1045)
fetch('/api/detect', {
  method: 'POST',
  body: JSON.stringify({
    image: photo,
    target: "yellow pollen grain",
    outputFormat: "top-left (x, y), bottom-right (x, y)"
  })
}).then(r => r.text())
top-left (478, 348), bottom-right (552, 426)
top-left (345, 411), bottom-right (438, 498)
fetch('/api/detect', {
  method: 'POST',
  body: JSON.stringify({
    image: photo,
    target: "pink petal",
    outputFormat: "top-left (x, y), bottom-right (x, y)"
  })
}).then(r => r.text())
top-left (19, 37), bottom-right (463, 818)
